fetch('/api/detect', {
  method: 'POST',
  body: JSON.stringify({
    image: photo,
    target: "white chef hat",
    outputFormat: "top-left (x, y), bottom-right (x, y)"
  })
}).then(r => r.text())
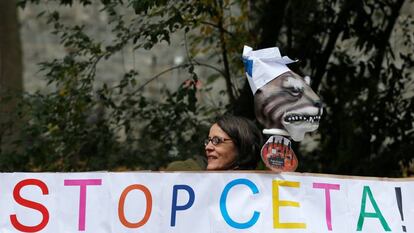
top-left (242, 45), bottom-right (297, 94)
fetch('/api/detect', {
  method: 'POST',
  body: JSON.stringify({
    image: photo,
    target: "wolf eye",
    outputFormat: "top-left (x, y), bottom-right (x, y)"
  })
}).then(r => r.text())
top-left (288, 87), bottom-right (303, 96)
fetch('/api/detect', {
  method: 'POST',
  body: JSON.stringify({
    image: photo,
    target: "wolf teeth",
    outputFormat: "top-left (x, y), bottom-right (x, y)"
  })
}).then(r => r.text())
top-left (286, 115), bottom-right (321, 122)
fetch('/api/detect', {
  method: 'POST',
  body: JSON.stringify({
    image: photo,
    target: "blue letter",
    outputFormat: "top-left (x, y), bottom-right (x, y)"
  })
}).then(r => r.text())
top-left (220, 178), bottom-right (260, 229)
top-left (170, 185), bottom-right (195, 226)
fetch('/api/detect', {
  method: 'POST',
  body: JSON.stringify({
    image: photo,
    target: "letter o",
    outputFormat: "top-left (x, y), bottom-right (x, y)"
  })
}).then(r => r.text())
top-left (118, 184), bottom-right (152, 228)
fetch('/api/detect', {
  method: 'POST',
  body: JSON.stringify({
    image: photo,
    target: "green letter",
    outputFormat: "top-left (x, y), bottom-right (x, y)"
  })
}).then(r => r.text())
top-left (357, 186), bottom-right (391, 231)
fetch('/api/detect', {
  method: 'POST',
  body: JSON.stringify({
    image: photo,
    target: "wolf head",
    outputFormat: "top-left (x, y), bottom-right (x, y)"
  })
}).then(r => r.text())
top-left (243, 45), bottom-right (323, 141)
top-left (253, 71), bottom-right (322, 141)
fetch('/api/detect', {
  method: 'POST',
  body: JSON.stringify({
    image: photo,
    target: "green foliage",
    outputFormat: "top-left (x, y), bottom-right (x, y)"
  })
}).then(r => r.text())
top-left (2, 0), bottom-right (413, 176)
top-left (294, 0), bottom-right (414, 177)
top-left (3, 0), bottom-right (235, 171)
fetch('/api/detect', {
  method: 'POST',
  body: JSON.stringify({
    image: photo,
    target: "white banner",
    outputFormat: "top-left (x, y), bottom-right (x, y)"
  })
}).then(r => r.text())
top-left (0, 172), bottom-right (413, 233)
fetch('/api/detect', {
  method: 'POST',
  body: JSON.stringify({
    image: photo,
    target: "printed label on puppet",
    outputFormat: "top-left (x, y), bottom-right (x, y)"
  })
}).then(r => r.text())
top-left (260, 135), bottom-right (298, 172)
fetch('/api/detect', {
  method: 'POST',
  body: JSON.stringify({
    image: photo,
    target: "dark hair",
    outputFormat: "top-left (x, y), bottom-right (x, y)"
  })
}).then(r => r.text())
top-left (215, 115), bottom-right (263, 170)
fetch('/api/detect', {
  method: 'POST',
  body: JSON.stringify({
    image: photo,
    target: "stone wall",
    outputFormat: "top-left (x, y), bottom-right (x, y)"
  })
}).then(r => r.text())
top-left (18, 2), bottom-right (226, 102)
top-left (18, 2), bottom-right (413, 99)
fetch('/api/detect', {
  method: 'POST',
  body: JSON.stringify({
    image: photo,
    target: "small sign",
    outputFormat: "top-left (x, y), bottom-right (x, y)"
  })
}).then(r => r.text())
top-left (260, 135), bottom-right (298, 172)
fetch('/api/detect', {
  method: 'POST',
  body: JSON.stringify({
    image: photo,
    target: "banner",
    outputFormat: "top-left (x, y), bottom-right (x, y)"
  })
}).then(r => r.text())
top-left (0, 172), bottom-right (413, 233)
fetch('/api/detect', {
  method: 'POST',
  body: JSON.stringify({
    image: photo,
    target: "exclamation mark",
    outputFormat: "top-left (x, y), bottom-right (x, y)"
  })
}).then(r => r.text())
top-left (395, 187), bottom-right (406, 232)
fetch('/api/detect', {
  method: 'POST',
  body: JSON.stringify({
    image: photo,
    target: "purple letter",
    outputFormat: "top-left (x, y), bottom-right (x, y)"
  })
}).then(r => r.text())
top-left (313, 182), bottom-right (340, 231)
top-left (64, 179), bottom-right (102, 231)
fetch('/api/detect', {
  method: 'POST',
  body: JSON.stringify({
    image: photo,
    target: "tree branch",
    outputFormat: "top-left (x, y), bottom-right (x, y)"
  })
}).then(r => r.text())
top-left (136, 64), bottom-right (188, 92)
top-left (216, 0), bottom-right (236, 105)
top-left (257, 0), bottom-right (289, 48)
top-left (199, 21), bottom-right (234, 36)
top-left (368, 0), bottom-right (406, 100)
top-left (372, 0), bottom-right (406, 79)
top-left (311, 0), bottom-right (359, 90)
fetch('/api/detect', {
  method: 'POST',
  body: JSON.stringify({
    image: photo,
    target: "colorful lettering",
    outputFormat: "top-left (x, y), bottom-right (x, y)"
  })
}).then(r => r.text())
top-left (220, 178), bottom-right (260, 229)
top-left (273, 180), bottom-right (306, 229)
top-left (313, 182), bottom-right (340, 231)
top-left (64, 179), bottom-right (102, 231)
top-left (118, 184), bottom-right (152, 228)
top-left (170, 185), bottom-right (195, 226)
top-left (10, 179), bottom-right (50, 233)
top-left (357, 186), bottom-right (391, 231)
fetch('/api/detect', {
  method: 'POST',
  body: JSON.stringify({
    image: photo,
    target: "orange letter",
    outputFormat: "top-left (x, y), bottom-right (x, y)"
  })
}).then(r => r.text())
top-left (118, 184), bottom-right (152, 228)
top-left (272, 180), bottom-right (306, 229)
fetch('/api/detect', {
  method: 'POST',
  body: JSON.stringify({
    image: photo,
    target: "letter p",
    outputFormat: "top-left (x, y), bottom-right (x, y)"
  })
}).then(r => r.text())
top-left (170, 185), bottom-right (195, 226)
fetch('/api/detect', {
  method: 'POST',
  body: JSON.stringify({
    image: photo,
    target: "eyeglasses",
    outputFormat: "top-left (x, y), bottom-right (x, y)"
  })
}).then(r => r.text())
top-left (204, 136), bottom-right (232, 146)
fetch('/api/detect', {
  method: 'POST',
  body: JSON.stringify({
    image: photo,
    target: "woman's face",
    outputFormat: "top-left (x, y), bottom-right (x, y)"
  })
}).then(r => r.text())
top-left (205, 123), bottom-right (238, 170)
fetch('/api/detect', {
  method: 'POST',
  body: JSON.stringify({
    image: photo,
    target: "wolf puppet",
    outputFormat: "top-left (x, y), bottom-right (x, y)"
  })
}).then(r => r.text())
top-left (242, 46), bottom-right (323, 171)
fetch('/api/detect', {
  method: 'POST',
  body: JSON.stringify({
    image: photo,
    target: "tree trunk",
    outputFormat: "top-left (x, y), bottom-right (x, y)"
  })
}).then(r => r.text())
top-left (311, 0), bottom-right (360, 90)
top-left (0, 0), bottom-right (23, 154)
top-left (233, 0), bottom-right (288, 118)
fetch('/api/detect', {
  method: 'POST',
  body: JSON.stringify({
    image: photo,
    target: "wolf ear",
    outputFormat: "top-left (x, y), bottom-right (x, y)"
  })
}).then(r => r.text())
top-left (304, 76), bottom-right (311, 86)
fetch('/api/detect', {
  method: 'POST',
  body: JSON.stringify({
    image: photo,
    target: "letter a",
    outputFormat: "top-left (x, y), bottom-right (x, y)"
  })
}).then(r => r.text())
top-left (356, 186), bottom-right (391, 231)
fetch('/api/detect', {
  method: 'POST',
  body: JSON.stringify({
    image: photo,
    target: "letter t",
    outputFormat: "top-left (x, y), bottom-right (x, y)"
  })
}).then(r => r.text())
top-left (313, 182), bottom-right (340, 231)
top-left (64, 179), bottom-right (102, 231)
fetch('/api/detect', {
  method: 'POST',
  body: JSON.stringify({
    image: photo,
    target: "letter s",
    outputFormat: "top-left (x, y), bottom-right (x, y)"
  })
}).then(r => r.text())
top-left (10, 179), bottom-right (50, 233)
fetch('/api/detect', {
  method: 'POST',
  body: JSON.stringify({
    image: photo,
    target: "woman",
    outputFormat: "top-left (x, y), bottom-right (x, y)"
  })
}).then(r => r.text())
top-left (204, 115), bottom-right (263, 170)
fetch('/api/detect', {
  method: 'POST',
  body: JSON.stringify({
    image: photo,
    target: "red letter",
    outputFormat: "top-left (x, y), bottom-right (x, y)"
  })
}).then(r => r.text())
top-left (64, 179), bottom-right (102, 231)
top-left (10, 179), bottom-right (49, 232)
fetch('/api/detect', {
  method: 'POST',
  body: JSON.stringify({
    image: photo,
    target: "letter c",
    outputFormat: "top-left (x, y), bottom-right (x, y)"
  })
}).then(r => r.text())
top-left (220, 178), bottom-right (260, 229)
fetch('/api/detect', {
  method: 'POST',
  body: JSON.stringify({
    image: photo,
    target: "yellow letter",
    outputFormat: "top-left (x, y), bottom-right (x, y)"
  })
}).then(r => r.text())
top-left (273, 180), bottom-right (306, 229)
